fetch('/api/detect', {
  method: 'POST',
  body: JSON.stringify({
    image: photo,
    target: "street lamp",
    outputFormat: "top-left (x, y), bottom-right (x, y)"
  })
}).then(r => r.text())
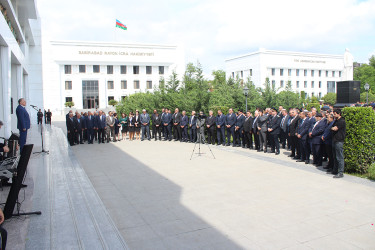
top-left (364, 82), bottom-right (370, 104)
top-left (243, 86), bottom-right (249, 111)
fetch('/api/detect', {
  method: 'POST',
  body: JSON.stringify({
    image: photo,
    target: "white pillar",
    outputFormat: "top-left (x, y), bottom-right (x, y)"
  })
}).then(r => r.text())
top-left (16, 64), bottom-right (23, 99)
top-left (1, 46), bottom-right (12, 137)
top-left (24, 74), bottom-right (31, 114)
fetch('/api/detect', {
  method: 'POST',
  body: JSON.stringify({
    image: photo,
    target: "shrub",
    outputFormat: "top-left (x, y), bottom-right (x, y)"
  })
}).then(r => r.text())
top-left (108, 99), bottom-right (118, 106)
top-left (209, 106), bottom-right (230, 115)
top-left (342, 107), bottom-right (375, 173)
top-left (64, 101), bottom-right (74, 108)
top-left (305, 102), bottom-right (321, 112)
top-left (322, 93), bottom-right (336, 105)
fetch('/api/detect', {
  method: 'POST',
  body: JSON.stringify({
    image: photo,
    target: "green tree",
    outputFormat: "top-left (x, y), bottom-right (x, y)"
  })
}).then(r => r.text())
top-left (354, 56), bottom-right (375, 93)
top-left (276, 81), bottom-right (301, 109)
top-left (360, 90), bottom-right (375, 103)
top-left (261, 78), bottom-right (277, 108)
top-left (322, 92), bottom-right (336, 105)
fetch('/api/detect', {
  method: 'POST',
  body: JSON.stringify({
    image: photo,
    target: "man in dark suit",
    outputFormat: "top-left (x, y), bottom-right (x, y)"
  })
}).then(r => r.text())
top-left (225, 108), bottom-right (236, 146)
top-left (257, 109), bottom-right (269, 153)
top-left (160, 108), bottom-right (165, 137)
top-left (189, 111), bottom-right (197, 143)
top-left (97, 111), bottom-right (106, 144)
top-left (86, 111), bottom-right (95, 144)
top-left (309, 113), bottom-right (326, 166)
top-left (162, 109), bottom-right (172, 141)
top-left (279, 109), bottom-right (289, 149)
top-left (322, 114), bottom-right (334, 172)
top-left (296, 111), bottom-right (310, 163)
top-left (288, 109), bottom-right (300, 159)
top-left (151, 109), bottom-right (157, 139)
top-left (206, 110), bottom-right (216, 145)
top-left (252, 110), bottom-right (260, 151)
top-left (140, 109), bottom-right (151, 141)
top-left (172, 108), bottom-right (182, 141)
top-left (243, 111), bottom-right (253, 149)
top-left (16, 98), bottom-right (31, 152)
top-left (234, 110), bottom-right (245, 147)
top-left (66, 112), bottom-right (76, 146)
top-left (216, 110), bottom-right (225, 146)
top-left (180, 111), bottom-right (189, 142)
top-left (267, 108), bottom-right (282, 154)
top-left (152, 111), bottom-right (162, 141)
top-left (74, 114), bottom-right (84, 144)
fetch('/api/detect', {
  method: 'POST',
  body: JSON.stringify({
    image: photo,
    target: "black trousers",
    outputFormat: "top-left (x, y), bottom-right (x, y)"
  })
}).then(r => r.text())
top-left (243, 131), bottom-right (253, 148)
top-left (299, 138), bottom-right (308, 161)
top-left (189, 128), bottom-right (197, 142)
top-left (312, 143), bottom-right (322, 165)
top-left (164, 125), bottom-right (172, 140)
top-left (306, 139), bottom-right (312, 160)
top-left (98, 128), bottom-right (106, 143)
top-left (0, 225), bottom-right (7, 250)
top-left (181, 126), bottom-right (188, 141)
top-left (75, 130), bottom-right (83, 144)
top-left (207, 126), bottom-right (215, 144)
top-left (152, 125), bottom-right (156, 138)
top-left (154, 125), bottom-right (162, 139)
top-left (173, 124), bottom-right (181, 140)
top-left (325, 144), bottom-right (334, 169)
top-left (87, 128), bottom-right (94, 143)
top-left (68, 131), bottom-right (75, 146)
top-left (280, 131), bottom-right (288, 148)
top-left (94, 129), bottom-right (98, 140)
top-left (253, 131), bottom-right (260, 150)
top-left (290, 135), bottom-right (298, 157)
top-left (226, 126), bottom-right (235, 145)
top-left (217, 127), bottom-right (225, 145)
top-left (270, 133), bottom-right (280, 152)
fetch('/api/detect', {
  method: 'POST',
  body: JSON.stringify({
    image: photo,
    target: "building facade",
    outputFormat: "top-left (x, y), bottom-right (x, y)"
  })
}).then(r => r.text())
top-left (225, 49), bottom-right (354, 99)
top-left (0, 0), bottom-right (43, 138)
top-left (43, 41), bottom-right (185, 114)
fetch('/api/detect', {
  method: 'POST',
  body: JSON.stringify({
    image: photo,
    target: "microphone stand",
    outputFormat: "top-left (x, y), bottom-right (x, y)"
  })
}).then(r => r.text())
top-left (31, 106), bottom-right (49, 155)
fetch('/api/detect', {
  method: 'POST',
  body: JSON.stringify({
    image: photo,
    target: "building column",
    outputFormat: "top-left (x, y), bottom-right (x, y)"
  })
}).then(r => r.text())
top-left (24, 74), bottom-right (30, 114)
top-left (1, 46), bottom-right (12, 137)
top-left (16, 64), bottom-right (23, 99)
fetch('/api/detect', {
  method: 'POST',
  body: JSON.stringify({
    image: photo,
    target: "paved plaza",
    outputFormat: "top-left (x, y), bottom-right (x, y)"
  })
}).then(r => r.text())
top-left (72, 135), bottom-right (375, 249)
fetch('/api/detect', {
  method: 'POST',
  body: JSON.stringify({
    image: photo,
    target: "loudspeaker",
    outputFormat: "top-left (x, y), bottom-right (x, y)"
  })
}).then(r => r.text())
top-left (336, 81), bottom-right (360, 105)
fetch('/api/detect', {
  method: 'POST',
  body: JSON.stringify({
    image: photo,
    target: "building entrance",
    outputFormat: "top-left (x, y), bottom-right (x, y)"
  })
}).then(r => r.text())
top-left (82, 80), bottom-right (99, 109)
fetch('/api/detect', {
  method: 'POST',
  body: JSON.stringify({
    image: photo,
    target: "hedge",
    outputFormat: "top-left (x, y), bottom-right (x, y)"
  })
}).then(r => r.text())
top-left (342, 107), bottom-right (375, 173)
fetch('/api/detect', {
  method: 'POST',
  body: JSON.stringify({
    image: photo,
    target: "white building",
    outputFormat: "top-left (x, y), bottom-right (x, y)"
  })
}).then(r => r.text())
top-left (225, 49), bottom-right (354, 99)
top-left (43, 41), bottom-right (185, 114)
top-left (0, 0), bottom-right (43, 138)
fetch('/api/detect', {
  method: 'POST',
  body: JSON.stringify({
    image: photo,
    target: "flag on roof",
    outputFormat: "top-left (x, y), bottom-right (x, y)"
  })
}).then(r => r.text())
top-left (116, 19), bottom-right (127, 30)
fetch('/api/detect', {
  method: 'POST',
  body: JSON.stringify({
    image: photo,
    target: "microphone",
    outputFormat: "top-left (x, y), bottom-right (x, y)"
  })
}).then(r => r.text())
top-left (30, 105), bottom-right (37, 108)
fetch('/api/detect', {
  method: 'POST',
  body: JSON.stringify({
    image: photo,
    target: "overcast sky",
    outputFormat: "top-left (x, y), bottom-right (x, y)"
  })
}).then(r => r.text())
top-left (37, 0), bottom-right (375, 76)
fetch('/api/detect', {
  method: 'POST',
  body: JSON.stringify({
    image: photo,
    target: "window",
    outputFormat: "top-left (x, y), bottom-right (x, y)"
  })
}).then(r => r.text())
top-left (280, 80), bottom-right (284, 88)
top-left (327, 81), bottom-right (336, 93)
top-left (311, 81), bottom-right (315, 88)
top-left (312, 92), bottom-right (315, 97)
top-left (304, 81), bottom-right (307, 88)
top-left (319, 81), bottom-right (322, 88)
top-left (280, 69), bottom-right (284, 76)
top-left (120, 65), bottom-right (127, 74)
top-left (93, 65), bottom-right (100, 73)
top-left (339, 71), bottom-right (342, 77)
top-left (133, 66), bottom-right (139, 74)
top-left (107, 81), bottom-right (114, 89)
top-left (107, 65), bottom-right (113, 74)
top-left (108, 96), bottom-right (114, 102)
top-left (296, 81), bottom-right (300, 88)
top-left (147, 80), bottom-right (152, 89)
top-left (311, 70), bottom-right (314, 77)
top-left (159, 66), bottom-right (164, 75)
top-left (272, 80), bottom-right (275, 88)
top-left (10, 97), bottom-right (13, 114)
top-left (271, 68), bottom-right (275, 76)
top-left (240, 71), bottom-right (243, 78)
top-left (65, 81), bottom-right (72, 90)
top-left (79, 65), bottom-right (86, 73)
top-left (319, 92), bottom-right (322, 99)
top-left (249, 69), bottom-right (252, 76)
top-left (232, 72), bottom-right (234, 78)
top-left (121, 80), bottom-right (127, 89)
top-left (296, 69), bottom-right (300, 76)
top-left (288, 69), bottom-right (291, 76)
top-left (65, 97), bottom-right (73, 102)
top-left (64, 65), bottom-right (71, 74)
top-left (121, 95), bottom-right (126, 100)
top-left (332, 71), bottom-right (335, 77)
top-left (326, 71), bottom-right (329, 77)
top-left (319, 70), bottom-right (322, 77)
top-left (304, 69), bottom-right (307, 76)
top-left (146, 66), bottom-right (152, 74)
top-left (134, 80), bottom-right (140, 89)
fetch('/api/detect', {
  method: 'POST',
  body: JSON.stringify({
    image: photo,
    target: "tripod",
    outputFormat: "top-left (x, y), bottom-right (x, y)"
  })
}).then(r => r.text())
top-left (31, 106), bottom-right (49, 155)
top-left (190, 127), bottom-right (216, 160)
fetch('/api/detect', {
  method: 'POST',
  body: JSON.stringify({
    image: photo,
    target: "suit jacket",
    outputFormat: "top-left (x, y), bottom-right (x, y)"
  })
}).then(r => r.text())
top-left (97, 115), bottom-right (106, 129)
top-left (106, 115), bottom-right (115, 127)
top-left (86, 115), bottom-right (95, 129)
top-left (152, 115), bottom-right (162, 126)
top-left (252, 116), bottom-right (259, 133)
top-left (180, 115), bottom-right (188, 126)
top-left (189, 115), bottom-right (197, 129)
top-left (243, 116), bottom-right (253, 132)
top-left (81, 116), bottom-right (87, 129)
top-left (134, 115), bottom-right (141, 127)
top-left (140, 113), bottom-right (150, 125)
top-left (16, 105), bottom-right (31, 130)
top-left (66, 117), bottom-right (75, 133)
top-left (268, 115), bottom-right (281, 135)
top-left (206, 115), bottom-right (215, 127)
top-left (322, 121), bottom-right (334, 145)
top-left (235, 114), bottom-right (245, 129)
top-left (225, 113), bottom-right (236, 127)
top-left (216, 114), bottom-right (225, 127)
top-left (297, 118), bottom-right (309, 140)
top-left (257, 114), bottom-right (269, 132)
top-left (162, 113), bottom-right (171, 125)
top-left (308, 117), bottom-right (316, 132)
top-left (128, 116), bottom-right (135, 127)
top-left (310, 120), bottom-right (326, 144)
top-left (172, 112), bottom-right (182, 124)
top-left (280, 115), bottom-right (289, 133)
top-left (74, 117), bottom-right (83, 131)
top-left (289, 115), bottom-right (300, 136)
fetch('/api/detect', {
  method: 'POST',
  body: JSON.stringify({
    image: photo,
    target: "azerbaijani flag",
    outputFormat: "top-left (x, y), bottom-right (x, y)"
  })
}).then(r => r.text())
top-left (116, 19), bottom-right (127, 30)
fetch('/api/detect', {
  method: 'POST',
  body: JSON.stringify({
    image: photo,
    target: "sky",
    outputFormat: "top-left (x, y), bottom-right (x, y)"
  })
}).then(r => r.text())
top-left (37, 0), bottom-right (375, 76)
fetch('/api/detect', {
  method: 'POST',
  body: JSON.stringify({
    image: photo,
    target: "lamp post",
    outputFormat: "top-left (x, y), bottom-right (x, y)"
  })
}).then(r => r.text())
top-left (364, 83), bottom-right (370, 104)
top-left (243, 86), bottom-right (249, 111)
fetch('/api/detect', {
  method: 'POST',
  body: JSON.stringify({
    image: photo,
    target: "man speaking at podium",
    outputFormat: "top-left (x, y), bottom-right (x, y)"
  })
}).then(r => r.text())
top-left (16, 98), bottom-right (30, 152)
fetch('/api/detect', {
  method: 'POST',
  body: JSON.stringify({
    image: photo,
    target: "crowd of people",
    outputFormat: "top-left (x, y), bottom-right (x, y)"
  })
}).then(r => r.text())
top-left (66, 105), bottom-right (353, 178)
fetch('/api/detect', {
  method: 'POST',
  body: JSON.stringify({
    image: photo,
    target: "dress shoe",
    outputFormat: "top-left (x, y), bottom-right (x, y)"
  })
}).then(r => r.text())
top-left (316, 164), bottom-right (322, 167)
top-left (288, 155), bottom-right (295, 158)
top-left (333, 173), bottom-right (344, 178)
top-left (293, 157), bottom-right (298, 160)
top-left (323, 166), bottom-right (330, 169)
top-left (264, 150), bottom-right (267, 153)
top-left (275, 152), bottom-right (280, 155)
top-left (305, 161), bottom-right (309, 164)
top-left (21, 184), bottom-right (27, 188)
top-left (257, 150), bottom-right (261, 152)
top-left (270, 151), bottom-right (275, 153)
top-left (296, 160), bottom-right (304, 162)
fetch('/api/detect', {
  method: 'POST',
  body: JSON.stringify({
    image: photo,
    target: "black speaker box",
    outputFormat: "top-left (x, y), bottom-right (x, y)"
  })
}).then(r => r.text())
top-left (335, 81), bottom-right (360, 107)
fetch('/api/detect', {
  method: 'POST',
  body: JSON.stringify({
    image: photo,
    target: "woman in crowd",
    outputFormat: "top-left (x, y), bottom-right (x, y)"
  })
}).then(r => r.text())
top-left (134, 110), bottom-right (141, 140)
top-left (114, 113), bottom-right (121, 142)
top-left (128, 112), bottom-right (135, 141)
top-left (119, 113), bottom-right (128, 140)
